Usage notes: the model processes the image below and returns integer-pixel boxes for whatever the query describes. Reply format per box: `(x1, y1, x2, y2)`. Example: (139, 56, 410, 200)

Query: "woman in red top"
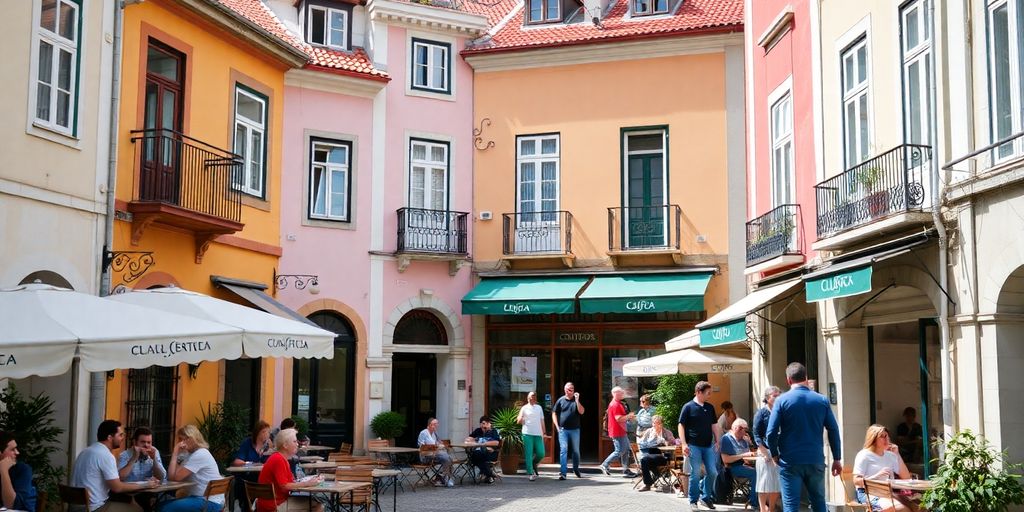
(256, 429, 322, 512)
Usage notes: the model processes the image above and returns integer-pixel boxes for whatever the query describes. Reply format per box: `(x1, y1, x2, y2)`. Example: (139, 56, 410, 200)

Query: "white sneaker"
(446, 479, 454, 488)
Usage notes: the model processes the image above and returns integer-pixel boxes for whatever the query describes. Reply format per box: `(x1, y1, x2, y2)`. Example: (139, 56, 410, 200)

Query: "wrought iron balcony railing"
(396, 207, 469, 254)
(130, 128, 243, 223)
(814, 144, 932, 239)
(502, 211, 573, 255)
(607, 204, 682, 251)
(746, 204, 801, 267)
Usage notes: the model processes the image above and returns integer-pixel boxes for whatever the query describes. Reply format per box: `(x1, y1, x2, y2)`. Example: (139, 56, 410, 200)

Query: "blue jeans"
(557, 428, 580, 475)
(687, 444, 718, 503)
(601, 435, 632, 471)
(730, 463, 759, 507)
(157, 496, 222, 512)
(780, 464, 827, 512)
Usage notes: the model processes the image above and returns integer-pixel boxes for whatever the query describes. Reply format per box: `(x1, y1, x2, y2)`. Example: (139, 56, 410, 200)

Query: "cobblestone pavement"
(385, 467, 757, 512)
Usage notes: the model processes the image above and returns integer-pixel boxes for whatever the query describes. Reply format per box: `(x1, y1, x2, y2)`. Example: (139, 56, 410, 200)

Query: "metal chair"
(242, 481, 277, 512)
(407, 444, 443, 491)
(201, 477, 233, 512)
(864, 478, 898, 512)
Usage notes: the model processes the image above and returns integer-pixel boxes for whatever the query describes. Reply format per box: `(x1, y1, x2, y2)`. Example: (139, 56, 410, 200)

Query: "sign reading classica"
(805, 266, 873, 302)
(267, 337, 310, 351)
(0, 353, 16, 365)
(131, 340, 212, 358)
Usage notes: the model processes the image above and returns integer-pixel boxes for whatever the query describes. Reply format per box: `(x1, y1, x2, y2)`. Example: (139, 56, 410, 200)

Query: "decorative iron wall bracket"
(102, 245, 155, 284)
(274, 269, 319, 290)
(474, 118, 495, 150)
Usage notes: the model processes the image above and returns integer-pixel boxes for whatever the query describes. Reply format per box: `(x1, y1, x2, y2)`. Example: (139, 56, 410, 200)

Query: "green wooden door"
(626, 153, 665, 247)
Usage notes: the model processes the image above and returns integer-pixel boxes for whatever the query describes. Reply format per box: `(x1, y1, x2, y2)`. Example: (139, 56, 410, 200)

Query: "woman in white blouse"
(853, 424, 914, 512)
(517, 391, 547, 481)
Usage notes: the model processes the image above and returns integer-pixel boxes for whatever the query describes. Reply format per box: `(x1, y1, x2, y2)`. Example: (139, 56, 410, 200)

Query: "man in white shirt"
(71, 420, 157, 512)
(417, 418, 454, 487)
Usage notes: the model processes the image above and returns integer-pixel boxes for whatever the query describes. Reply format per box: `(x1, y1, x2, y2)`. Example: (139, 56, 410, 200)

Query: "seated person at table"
(853, 424, 914, 512)
(160, 425, 224, 512)
(636, 415, 676, 492)
(119, 427, 167, 482)
(233, 421, 272, 467)
(72, 420, 156, 512)
(465, 416, 500, 484)
(417, 418, 454, 487)
(270, 418, 309, 447)
(635, 395, 656, 436)
(257, 429, 322, 512)
(720, 418, 758, 509)
(1, 431, 38, 512)
(895, 407, 923, 463)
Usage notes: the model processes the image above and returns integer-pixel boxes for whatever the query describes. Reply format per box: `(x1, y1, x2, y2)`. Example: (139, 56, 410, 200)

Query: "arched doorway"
(294, 311, 356, 447)
(391, 309, 447, 447)
(19, 270, 74, 289)
(995, 266, 1024, 466)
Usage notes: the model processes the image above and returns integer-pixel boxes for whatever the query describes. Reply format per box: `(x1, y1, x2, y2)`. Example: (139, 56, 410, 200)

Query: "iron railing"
(125, 367, 179, 456)
(814, 144, 932, 239)
(746, 204, 802, 267)
(502, 211, 573, 255)
(607, 204, 682, 251)
(130, 128, 243, 223)
(396, 207, 469, 254)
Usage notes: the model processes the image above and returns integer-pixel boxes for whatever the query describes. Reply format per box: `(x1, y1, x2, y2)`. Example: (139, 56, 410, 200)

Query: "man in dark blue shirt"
(466, 416, 501, 483)
(765, 363, 842, 512)
(677, 380, 721, 509)
(552, 382, 585, 480)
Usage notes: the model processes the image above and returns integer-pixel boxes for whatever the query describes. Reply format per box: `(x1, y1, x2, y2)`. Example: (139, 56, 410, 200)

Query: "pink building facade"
(267, 0, 487, 450)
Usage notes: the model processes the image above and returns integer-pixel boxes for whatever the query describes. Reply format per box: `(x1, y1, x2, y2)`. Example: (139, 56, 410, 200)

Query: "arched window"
(19, 270, 73, 289)
(294, 311, 356, 447)
(393, 309, 447, 345)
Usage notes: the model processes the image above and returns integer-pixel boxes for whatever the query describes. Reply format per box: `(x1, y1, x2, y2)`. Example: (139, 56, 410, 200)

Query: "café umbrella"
(621, 348, 752, 376)
(107, 287, 335, 359)
(0, 283, 242, 379)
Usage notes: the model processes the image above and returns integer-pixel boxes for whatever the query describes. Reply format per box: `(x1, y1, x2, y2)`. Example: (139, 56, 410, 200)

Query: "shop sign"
(0, 353, 15, 366)
(556, 331, 597, 343)
(699, 319, 746, 347)
(805, 266, 873, 302)
(503, 303, 532, 314)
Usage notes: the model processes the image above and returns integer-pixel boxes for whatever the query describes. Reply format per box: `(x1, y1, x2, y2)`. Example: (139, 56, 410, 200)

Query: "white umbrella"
(0, 283, 243, 378)
(621, 348, 752, 376)
(107, 287, 335, 359)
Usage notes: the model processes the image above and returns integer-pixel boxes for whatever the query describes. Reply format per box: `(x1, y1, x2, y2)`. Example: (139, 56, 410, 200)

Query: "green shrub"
(369, 411, 406, 440)
(196, 401, 250, 471)
(922, 430, 1024, 512)
(289, 415, 309, 439)
(651, 373, 704, 423)
(0, 384, 64, 511)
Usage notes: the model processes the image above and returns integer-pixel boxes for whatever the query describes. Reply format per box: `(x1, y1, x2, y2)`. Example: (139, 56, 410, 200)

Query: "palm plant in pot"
(490, 407, 524, 475)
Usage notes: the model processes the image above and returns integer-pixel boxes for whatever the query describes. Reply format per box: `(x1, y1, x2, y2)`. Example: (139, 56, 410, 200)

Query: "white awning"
(664, 329, 700, 351)
(621, 348, 752, 376)
(695, 279, 802, 347)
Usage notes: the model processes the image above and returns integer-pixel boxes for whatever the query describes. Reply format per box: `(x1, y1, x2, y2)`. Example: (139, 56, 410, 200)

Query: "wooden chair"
(408, 444, 443, 491)
(338, 442, 353, 455)
(58, 485, 89, 512)
(839, 470, 871, 511)
(366, 439, 391, 467)
(201, 477, 233, 512)
(864, 478, 898, 512)
(669, 445, 690, 497)
(333, 468, 375, 512)
(242, 481, 277, 512)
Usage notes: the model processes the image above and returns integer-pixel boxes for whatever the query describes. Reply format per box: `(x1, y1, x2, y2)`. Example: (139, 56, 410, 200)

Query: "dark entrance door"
(224, 359, 261, 429)
(554, 348, 599, 461)
(626, 145, 665, 248)
(141, 41, 184, 203)
(786, 318, 818, 381)
(391, 353, 436, 448)
(294, 312, 356, 448)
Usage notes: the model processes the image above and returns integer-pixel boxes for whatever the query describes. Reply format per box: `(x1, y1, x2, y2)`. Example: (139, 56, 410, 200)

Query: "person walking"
(552, 382, 585, 480)
(517, 391, 547, 481)
(752, 386, 782, 512)
(766, 363, 842, 512)
(678, 380, 721, 510)
(600, 386, 637, 477)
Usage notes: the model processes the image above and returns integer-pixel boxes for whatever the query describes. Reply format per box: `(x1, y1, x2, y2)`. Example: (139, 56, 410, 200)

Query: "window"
(125, 367, 178, 455)
(527, 0, 560, 23)
(516, 135, 560, 223)
(309, 139, 351, 221)
(411, 39, 450, 94)
(988, 0, 1024, 159)
(307, 5, 347, 50)
(770, 92, 795, 206)
(408, 139, 448, 210)
(232, 86, 267, 197)
(901, 0, 934, 148)
(841, 38, 871, 168)
(32, 0, 80, 134)
(633, 0, 668, 16)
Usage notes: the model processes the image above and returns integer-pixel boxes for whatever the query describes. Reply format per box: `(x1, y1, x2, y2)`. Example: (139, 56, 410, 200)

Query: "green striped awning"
(461, 276, 590, 315)
(577, 273, 713, 314)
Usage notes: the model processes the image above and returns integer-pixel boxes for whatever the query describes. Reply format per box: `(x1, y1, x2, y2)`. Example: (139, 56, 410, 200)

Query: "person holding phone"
(852, 425, 914, 512)
(552, 382, 585, 480)
(119, 427, 166, 483)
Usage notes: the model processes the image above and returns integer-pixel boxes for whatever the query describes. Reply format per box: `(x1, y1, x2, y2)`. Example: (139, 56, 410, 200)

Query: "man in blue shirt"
(720, 418, 758, 509)
(466, 416, 501, 483)
(765, 363, 842, 512)
(678, 380, 721, 509)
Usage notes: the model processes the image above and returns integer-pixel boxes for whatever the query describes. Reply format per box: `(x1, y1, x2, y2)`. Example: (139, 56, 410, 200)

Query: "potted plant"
(490, 407, 524, 475)
(921, 429, 1024, 512)
(369, 411, 406, 445)
(855, 166, 889, 217)
(196, 401, 250, 471)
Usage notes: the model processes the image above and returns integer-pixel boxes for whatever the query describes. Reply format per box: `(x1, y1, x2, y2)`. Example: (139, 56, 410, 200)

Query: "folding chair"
(242, 481, 276, 512)
(338, 442, 353, 455)
(58, 485, 89, 512)
(839, 470, 871, 512)
(334, 468, 375, 512)
(407, 444, 442, 491)
(864, 478, 898, 512)
(367, 439, 392, 467)
(201, 477, 233, 512)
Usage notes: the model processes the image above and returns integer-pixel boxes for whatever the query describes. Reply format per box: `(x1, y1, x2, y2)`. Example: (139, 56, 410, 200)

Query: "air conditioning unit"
(479, 211, 493, 220)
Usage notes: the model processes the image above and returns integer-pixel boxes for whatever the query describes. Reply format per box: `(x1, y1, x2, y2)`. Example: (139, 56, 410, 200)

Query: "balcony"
(745, 204, 803, 274)
(128, 129, 244, 263)
(813, 144, 934, 250)
(500, 211, 574, 268)
(607, 204, 684, 265)
(395, 207, 469, 275)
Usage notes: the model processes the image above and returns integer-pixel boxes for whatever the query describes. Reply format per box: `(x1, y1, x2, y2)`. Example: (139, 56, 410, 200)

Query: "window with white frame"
(409, 139, 448, 211)
(901, 0, 934, 148)
(633, 0, 668, 16)
(841, 37, 871, 168)
(517, 135, 560, 223)
(527, 0, 561, 23)
(770, 92, 795, 207)
(411, 39, 450, 94)
(988, 0, 1024, 159)
(309, 139, 351, 221)
(232, 86, 267, 197)
(307, 5, 347, 50)
(33, 0, 80, 134)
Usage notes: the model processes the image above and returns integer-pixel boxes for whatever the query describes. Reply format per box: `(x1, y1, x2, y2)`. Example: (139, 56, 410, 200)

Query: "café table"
(301, 461, 341, 472)
(891, 479, 934, 492)
(225, 464, 263, 474)
(121, 481, 195, 495)
(366, 446, 419, 468)
(302, 445, 336, 453)
(299, 455, 325, 463)
(449, 441, 494, 484)
(301, 481, 373, 512)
